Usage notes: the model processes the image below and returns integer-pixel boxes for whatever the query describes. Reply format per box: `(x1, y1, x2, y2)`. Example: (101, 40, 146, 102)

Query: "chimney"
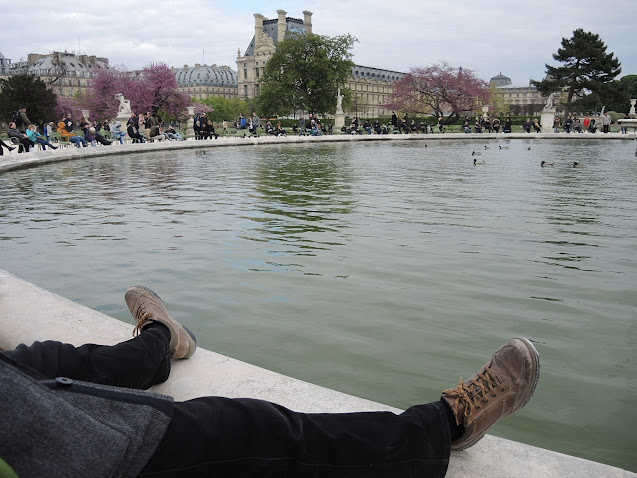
(303, 11, 313, 34)
(277, 9, 287, 42)
(254, 14, 264, 44)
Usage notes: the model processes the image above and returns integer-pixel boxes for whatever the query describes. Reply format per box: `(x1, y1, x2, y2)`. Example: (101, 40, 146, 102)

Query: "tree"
(130, 63, 189, 119)
(82, 63, 190, 123)
(255, 31, 356, 117)
(604, 74, 637, 114)
(200, 96, 250, 123)
(386, 62, 490, 124)
(83, 68, 134, 121)
(532, 29, 622, 113)
(0, 74, 58, 126)
(487, 83, 510, 117)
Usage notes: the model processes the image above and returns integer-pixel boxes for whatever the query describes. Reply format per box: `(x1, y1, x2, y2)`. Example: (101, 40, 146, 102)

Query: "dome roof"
(175, 64, 238, 87)
(490, 73, 512, 87)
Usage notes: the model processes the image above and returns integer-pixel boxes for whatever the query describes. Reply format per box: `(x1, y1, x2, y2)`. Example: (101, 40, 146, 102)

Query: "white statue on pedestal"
(543, 93, 556, 112)
(336, 88, 344, 114)
(115, 93, 131, 116)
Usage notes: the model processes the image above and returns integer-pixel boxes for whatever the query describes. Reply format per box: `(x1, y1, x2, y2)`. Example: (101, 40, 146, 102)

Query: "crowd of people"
(1, 107, 191, 155)
(3, 106, 627, 156)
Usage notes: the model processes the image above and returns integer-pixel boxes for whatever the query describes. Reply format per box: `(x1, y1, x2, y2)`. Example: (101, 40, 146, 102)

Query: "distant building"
(174, 64, 238, 100)
(2, 51, 114, 98)
(237, 10, 405, 117)
(0, 52, 11, 78)
(490, 73, 546, 116)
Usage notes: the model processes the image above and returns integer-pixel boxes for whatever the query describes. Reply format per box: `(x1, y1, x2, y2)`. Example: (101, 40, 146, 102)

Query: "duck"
(472, 151, 482, 156)
(540, 161, 554, 167)
(572, 162, 586, 168)
(484, 145, 491, 150)
(194, 150, 207, 155)
(528, 146, 532, 150)
(499, 145, 510, 150)
(473, 158, 486, 165)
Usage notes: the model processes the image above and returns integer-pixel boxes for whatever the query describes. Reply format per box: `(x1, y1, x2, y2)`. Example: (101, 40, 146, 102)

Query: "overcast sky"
(2, 0, 635, 85)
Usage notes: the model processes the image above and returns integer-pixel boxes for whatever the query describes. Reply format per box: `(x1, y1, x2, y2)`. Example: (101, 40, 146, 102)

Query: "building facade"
(5, 51, 113, 98)
(237, 10, 405, 117)
(236, 10, 313, 99)
(490, 73, 546, 116)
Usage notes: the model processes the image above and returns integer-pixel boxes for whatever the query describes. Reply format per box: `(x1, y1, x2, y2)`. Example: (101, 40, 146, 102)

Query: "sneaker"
(125, 285, 197, 359)
(441, 337, 540, 450)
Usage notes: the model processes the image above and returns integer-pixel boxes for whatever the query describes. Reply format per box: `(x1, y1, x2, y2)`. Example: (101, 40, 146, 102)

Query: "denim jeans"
(7, 328, 451, 478)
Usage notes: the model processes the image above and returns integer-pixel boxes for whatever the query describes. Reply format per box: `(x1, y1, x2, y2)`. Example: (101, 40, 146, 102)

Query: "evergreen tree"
(0, 74, 58, 126)
(532, 29, 622, 113)
(255, 32, 356, 117)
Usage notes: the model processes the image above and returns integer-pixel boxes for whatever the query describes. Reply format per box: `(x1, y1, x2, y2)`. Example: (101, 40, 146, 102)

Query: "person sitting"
(533, 120, 542, 133)
(275, 121, 286, 136)
(0, 138, 17, 155)
(0, 284, 540, 478)
(265, 121, 276, 135)
(201, 120, 218, 140)
(126, 123, 146, 143)
(58, 121, 88, 147)
(364, 119, 373, 134)
(462, 118, 472, 133)
(62, 113, 75, 134)
(149, 125, 166, 142)
(93, 127, 112, 146)
(474, 118, 483, 134)
(164, 125, 184, 141)
(588, 118, 597, 133)
(193, 114, 204, 140)
(26, 124, 58, 150)
(83, 125, 98, 146)
(109, 121, 127, 144)
(573, 118, 582, 133)
(7, 122, 35, 152)
(164, 124, 186, 141)
(523, 119, 532, 133)
(493, 118, 501, 133)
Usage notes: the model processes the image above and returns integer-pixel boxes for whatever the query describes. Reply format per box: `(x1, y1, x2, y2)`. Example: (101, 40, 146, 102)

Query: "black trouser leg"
(4, 326, 171, 389)
(140, 398, 450, 477)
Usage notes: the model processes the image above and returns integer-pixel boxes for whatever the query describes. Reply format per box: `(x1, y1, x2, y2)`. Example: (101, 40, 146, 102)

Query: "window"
(255, 68, 259, 79)
(244, 68, 247, 79)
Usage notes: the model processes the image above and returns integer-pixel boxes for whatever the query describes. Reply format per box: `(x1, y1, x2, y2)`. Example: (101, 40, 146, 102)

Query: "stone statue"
(336, 88, 344, 114)
(115, 93, 131, 116)
(543, 93, 556, 111)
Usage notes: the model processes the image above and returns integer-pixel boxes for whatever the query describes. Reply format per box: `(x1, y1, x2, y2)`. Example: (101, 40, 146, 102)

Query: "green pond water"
(1, 138, 636, 471)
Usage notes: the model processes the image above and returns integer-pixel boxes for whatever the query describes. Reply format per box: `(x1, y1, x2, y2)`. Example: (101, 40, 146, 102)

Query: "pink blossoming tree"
(81, 63, 190, 123)
(387, 62, 490, 124)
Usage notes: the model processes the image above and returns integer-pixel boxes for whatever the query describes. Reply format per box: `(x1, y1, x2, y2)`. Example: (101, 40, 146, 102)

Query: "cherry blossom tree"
(129, 63, 189, 119)
(82, 63, 189, 122)
(387, 62, 490, 124)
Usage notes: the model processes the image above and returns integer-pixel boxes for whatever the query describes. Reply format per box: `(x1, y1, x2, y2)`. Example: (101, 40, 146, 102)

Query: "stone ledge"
(1, 131, 635, 174)
(0, 268, 633, 477)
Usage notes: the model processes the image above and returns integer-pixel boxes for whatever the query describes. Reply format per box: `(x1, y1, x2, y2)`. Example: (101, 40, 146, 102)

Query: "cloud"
(1, 0, 634, 83)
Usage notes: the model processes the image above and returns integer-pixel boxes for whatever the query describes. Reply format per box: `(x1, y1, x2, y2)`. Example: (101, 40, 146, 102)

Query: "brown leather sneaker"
(125, 285, 197, 359)
(442, 337, 540, 450)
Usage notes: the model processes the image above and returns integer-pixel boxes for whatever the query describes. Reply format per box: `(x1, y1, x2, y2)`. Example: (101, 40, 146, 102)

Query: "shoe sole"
(452, 337, 540, 451)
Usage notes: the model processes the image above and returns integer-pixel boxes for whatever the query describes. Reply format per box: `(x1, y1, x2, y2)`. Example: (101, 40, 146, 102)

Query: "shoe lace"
(132, 304, 155, 337)
(444, 365, 505, 419)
